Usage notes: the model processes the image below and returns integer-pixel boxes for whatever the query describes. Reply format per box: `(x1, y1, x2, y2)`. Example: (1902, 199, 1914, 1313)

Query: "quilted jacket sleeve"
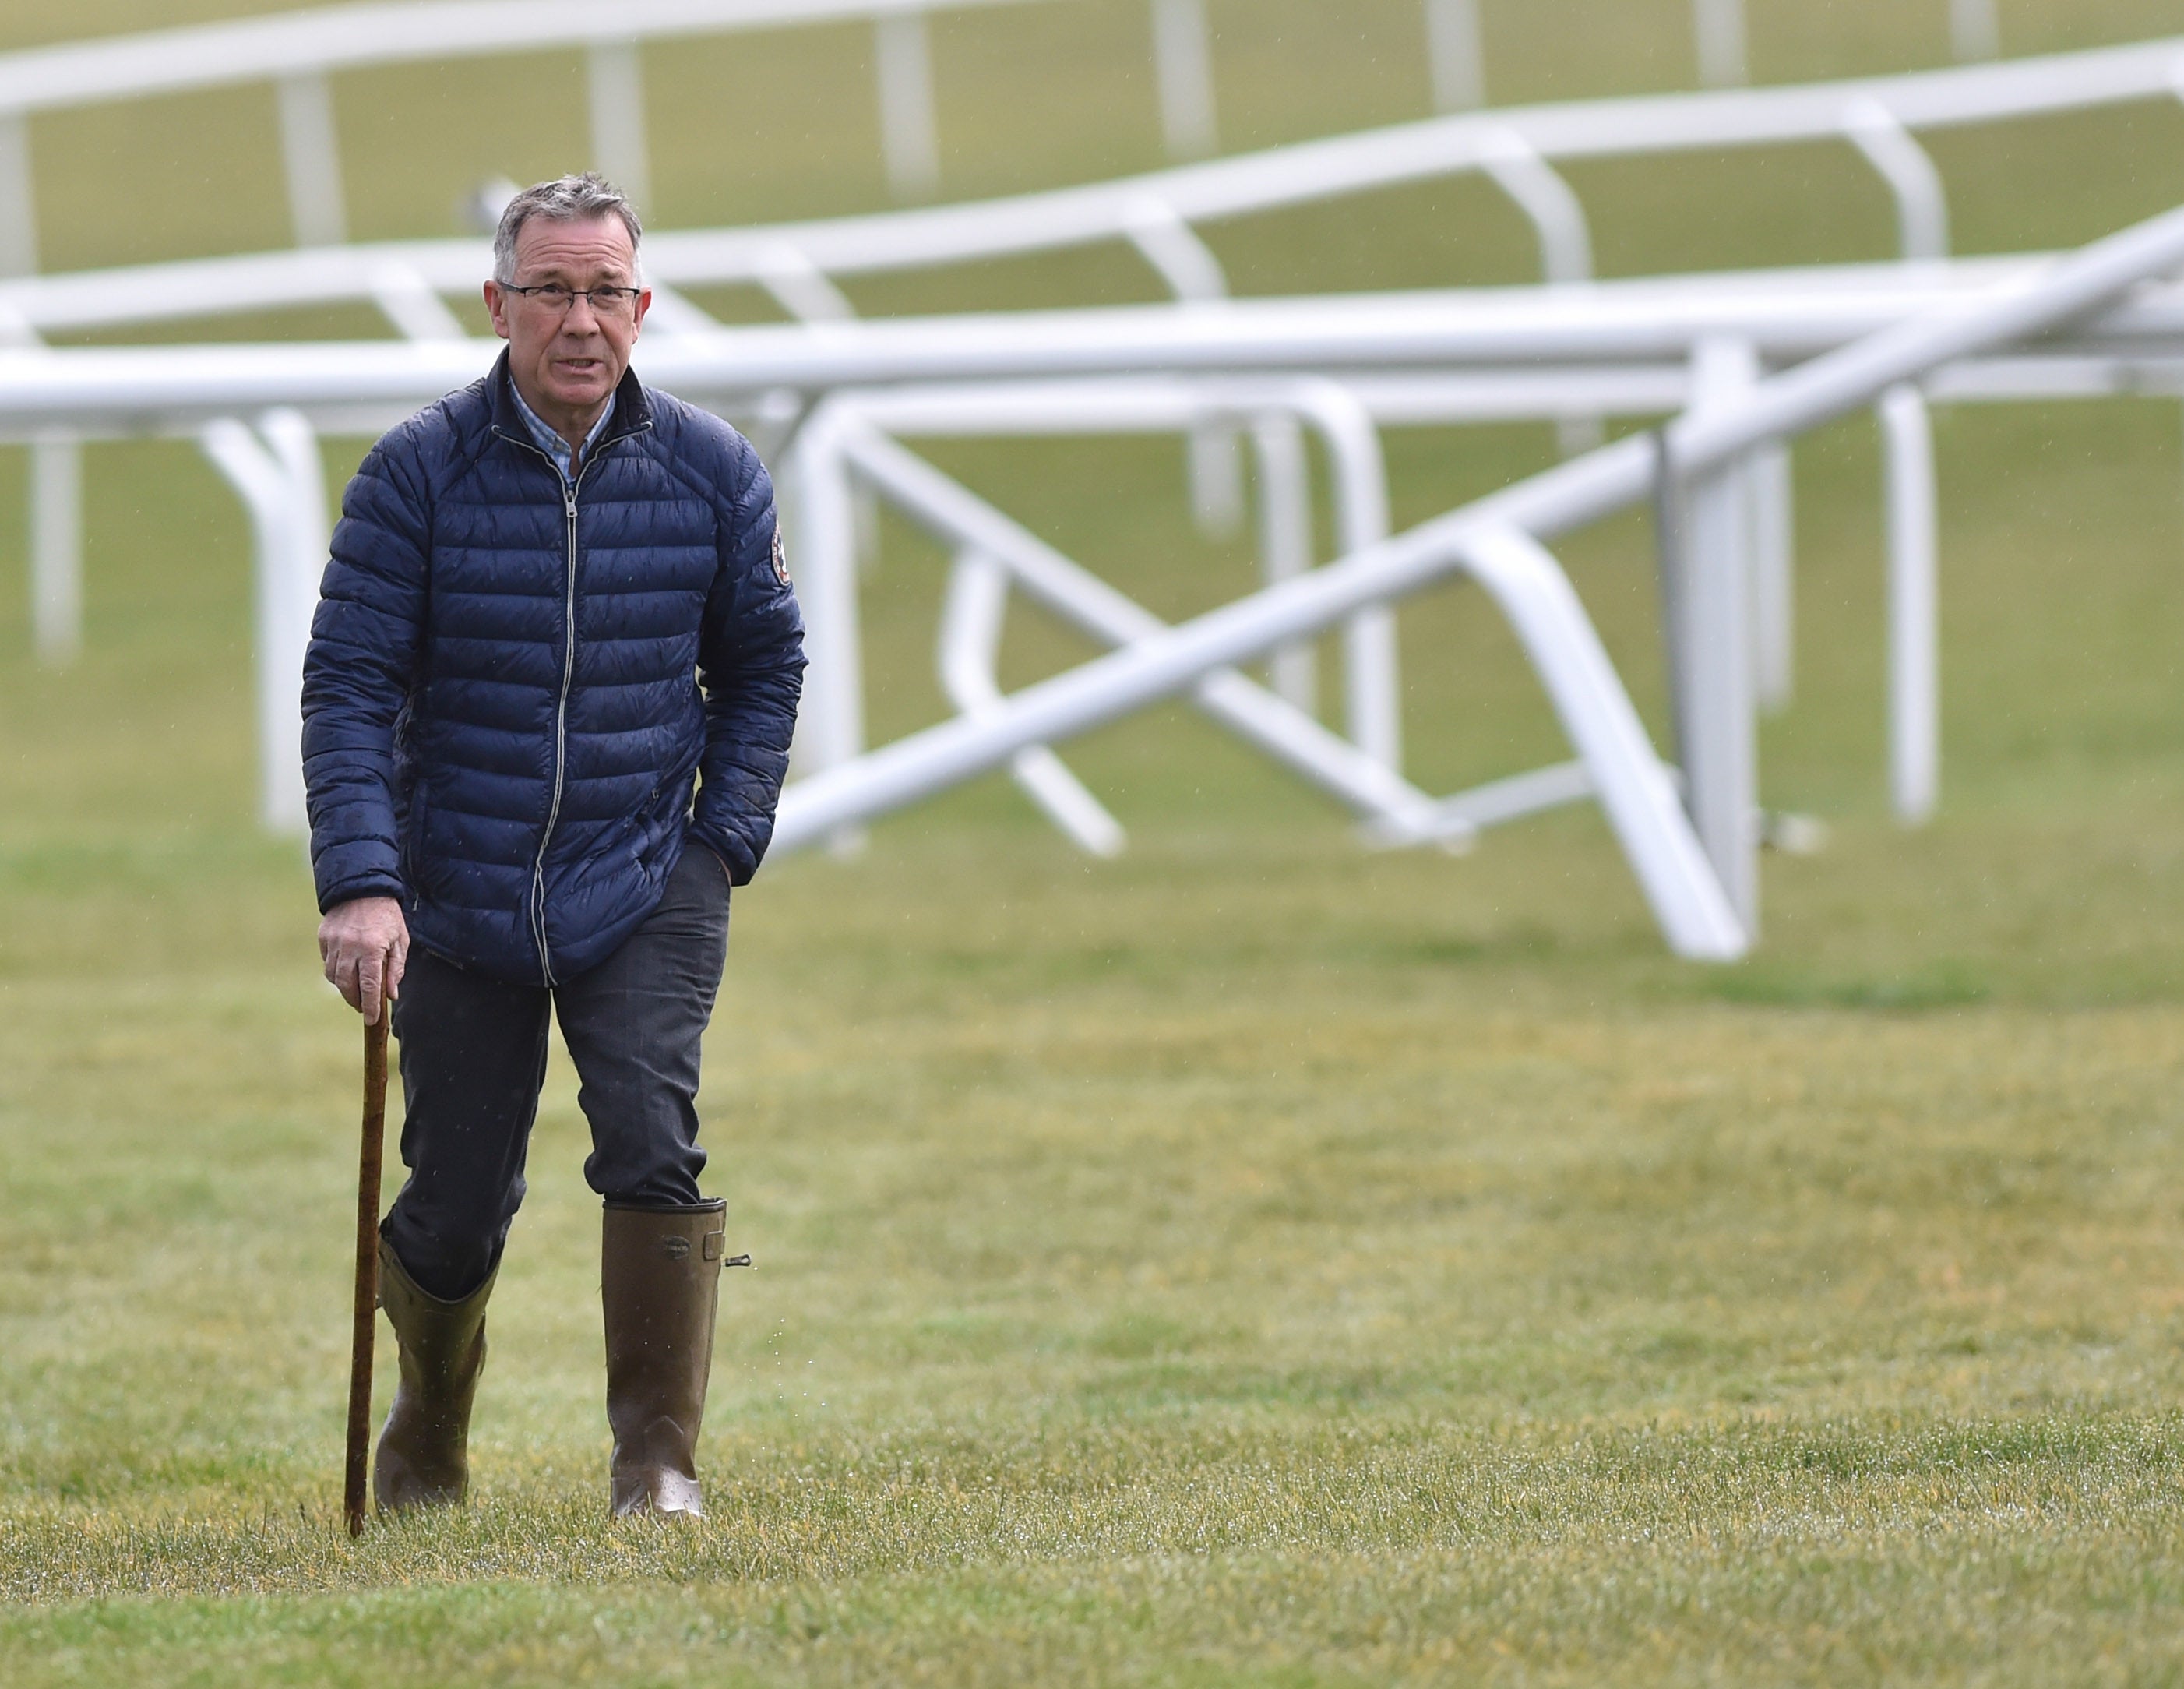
(690, 440, 806, 884)
(301, 429, 431, 914)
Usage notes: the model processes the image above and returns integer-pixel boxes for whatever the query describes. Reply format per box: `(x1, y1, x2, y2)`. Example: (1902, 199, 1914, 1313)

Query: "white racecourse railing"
(0, 0, 1067, 266)
(5, 32, 2178, 670)
(8, 33, 2182, 665)
(791, 380, 1416, 858)
(0, 33, 2175, 340)
(0, 0, 2017, 273)
(3, 259, 2184, 848)
(780, 338, 2184, 851)
(0, 235, 2177, 953)
(2, 260, 2182, 432)
(759, 203, 2184, 957)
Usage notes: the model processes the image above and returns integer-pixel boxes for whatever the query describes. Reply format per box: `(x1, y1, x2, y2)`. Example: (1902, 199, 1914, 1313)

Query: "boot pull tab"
(700, 1232, 752, 1268)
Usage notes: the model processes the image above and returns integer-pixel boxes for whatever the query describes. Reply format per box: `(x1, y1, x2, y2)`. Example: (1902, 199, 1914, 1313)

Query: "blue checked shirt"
(509, 379, 615, 484)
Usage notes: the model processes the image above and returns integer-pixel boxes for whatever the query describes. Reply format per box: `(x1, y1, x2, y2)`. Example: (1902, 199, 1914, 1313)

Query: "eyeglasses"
(498, 281, 643, 320)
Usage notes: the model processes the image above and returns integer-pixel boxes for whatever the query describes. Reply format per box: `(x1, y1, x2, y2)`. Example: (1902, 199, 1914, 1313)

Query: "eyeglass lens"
(525, 285, 636, 318)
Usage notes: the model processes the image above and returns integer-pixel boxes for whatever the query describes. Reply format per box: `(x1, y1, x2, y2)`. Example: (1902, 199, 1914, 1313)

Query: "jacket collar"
(485, 348, 653, 454)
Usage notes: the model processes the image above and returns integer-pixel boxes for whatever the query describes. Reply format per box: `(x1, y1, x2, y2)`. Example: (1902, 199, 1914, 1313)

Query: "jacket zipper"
(529, 474, 581, 985)
(491, 417, 651, 986)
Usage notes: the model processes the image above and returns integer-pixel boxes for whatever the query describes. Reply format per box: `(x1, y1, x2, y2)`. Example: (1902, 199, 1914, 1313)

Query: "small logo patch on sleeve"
(771, 523, 791, 585)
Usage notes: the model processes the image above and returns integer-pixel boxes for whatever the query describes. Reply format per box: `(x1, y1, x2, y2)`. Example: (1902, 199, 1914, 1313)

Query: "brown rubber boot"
(373, 1239, 496, 1514)
(602, 1201, 731, 1519)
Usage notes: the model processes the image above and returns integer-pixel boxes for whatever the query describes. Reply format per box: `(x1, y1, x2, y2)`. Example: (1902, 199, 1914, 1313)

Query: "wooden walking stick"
(343, 1008, 390, 1538)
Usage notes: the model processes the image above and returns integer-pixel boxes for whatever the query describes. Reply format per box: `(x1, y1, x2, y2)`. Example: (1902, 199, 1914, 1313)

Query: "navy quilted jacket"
(301, 354, 805, 985)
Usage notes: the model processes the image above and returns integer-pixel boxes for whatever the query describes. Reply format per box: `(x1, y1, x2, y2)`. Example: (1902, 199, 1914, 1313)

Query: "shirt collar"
(508, 378, 615, 481)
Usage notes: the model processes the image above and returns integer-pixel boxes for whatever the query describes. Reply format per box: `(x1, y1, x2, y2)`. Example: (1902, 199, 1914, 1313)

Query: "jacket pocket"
(398, 784, 429, 890)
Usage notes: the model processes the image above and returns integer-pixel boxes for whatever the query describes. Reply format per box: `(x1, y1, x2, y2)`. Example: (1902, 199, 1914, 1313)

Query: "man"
(302, 173, 805, 1520)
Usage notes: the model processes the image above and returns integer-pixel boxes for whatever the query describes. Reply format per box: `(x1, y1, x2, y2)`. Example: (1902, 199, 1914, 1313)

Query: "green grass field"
(6, 0, 2184, 1681)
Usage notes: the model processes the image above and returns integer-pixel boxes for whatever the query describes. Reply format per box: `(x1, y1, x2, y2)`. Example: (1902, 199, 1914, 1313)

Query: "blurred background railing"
(0, 0, 2028, 276)
(8, 0, 2184, 960)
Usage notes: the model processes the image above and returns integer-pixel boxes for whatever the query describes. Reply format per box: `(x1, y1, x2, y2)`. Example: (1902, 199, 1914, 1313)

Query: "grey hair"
(492, 173, 643, 282)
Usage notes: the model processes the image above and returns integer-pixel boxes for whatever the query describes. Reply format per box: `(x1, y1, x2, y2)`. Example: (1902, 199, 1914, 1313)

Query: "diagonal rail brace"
(834, 415, 1458, 847)
(773, 201, 2184, 958)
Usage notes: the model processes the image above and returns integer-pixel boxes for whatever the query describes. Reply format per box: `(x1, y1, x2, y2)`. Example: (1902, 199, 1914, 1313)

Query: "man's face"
(483, 214, 650, 427)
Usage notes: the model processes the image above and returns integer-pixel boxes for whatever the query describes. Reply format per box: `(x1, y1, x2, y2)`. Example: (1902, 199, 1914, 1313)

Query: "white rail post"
(875, 11, 942, 201)
(587, 40, 651, 210)
(203, 419, 287, 830)
(1478, 129, 1599, 452)
(1460, 525, 1747, 961)
(1152, 0, 1218, 161)
(1671, 337, 1763, 936)
(1252, 414, 1316, 716)
(262, 411, 329, 834)
(0, 112, 34, 277)
(1693, 0, 1748, 88)
(1951, 0, 2000, 62)
(203, 411, 325, 834)
(1751, 438, 1795, 712)
(1188, 421, 1245, 538)
(749, 242, 878, 572)
(1294, 381, 1401, 774)
(939, 547, 1127, 856)
(30, 431, 79, 667)
(1844, 100, 1950, 265)
(262, 407, 330, 566)
(1879, 383, 1939, 825)
(1, 309, 76, 670)
(275, 72, 347, 249)
(1122, 196, 1244, 537)
(787, 408, 868, 853)
(1478, 129, 1594, 289)
(1424, 0, 1486, 112)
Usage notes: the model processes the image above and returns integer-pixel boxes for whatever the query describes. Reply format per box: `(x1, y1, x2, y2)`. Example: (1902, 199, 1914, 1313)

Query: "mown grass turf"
(5, 0, 2184, 1682)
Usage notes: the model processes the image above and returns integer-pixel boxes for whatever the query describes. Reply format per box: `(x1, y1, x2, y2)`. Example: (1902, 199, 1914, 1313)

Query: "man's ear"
(482, 280, 512, 341)
(631, 287, 651, 339)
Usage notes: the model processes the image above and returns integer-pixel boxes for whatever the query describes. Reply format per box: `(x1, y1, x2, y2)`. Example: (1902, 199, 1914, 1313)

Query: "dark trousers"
(384, 845, 731, 1301)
